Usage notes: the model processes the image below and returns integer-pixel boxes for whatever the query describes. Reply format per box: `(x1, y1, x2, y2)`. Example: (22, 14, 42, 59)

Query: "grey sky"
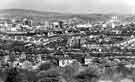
(1, 0, 135, 14)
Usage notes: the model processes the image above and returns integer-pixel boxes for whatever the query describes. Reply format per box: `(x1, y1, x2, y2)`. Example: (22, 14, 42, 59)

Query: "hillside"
(0, 9, 132, 23)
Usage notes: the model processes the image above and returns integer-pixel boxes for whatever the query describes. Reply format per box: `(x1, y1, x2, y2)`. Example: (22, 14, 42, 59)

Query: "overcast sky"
(1, 0, 135, 14)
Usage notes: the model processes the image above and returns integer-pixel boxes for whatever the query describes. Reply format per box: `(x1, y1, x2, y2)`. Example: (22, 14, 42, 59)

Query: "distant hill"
(0, 9, 63, 16)
(0, 9, 133, 23)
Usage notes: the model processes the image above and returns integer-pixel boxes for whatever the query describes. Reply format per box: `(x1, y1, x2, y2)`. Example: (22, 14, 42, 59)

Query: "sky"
(1, 0, 135, 14)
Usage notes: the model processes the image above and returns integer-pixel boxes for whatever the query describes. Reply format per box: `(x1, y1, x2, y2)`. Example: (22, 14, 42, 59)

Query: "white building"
(59, 59, 77, 67)
(76, 24, 92, 28)
(84, 57, 95, 65)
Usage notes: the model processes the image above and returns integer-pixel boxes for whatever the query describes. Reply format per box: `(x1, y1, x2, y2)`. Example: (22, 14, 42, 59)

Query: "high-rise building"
(107, 16, 120, 28)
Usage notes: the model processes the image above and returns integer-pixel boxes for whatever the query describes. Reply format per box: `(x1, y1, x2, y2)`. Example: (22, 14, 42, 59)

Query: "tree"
(5, 68, 18, 82)
(74, 67, 101, 82)
(38, 63, 52, 71)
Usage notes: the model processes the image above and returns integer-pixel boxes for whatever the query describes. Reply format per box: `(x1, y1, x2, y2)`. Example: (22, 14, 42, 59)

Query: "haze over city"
(1, 0, 135, 14)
